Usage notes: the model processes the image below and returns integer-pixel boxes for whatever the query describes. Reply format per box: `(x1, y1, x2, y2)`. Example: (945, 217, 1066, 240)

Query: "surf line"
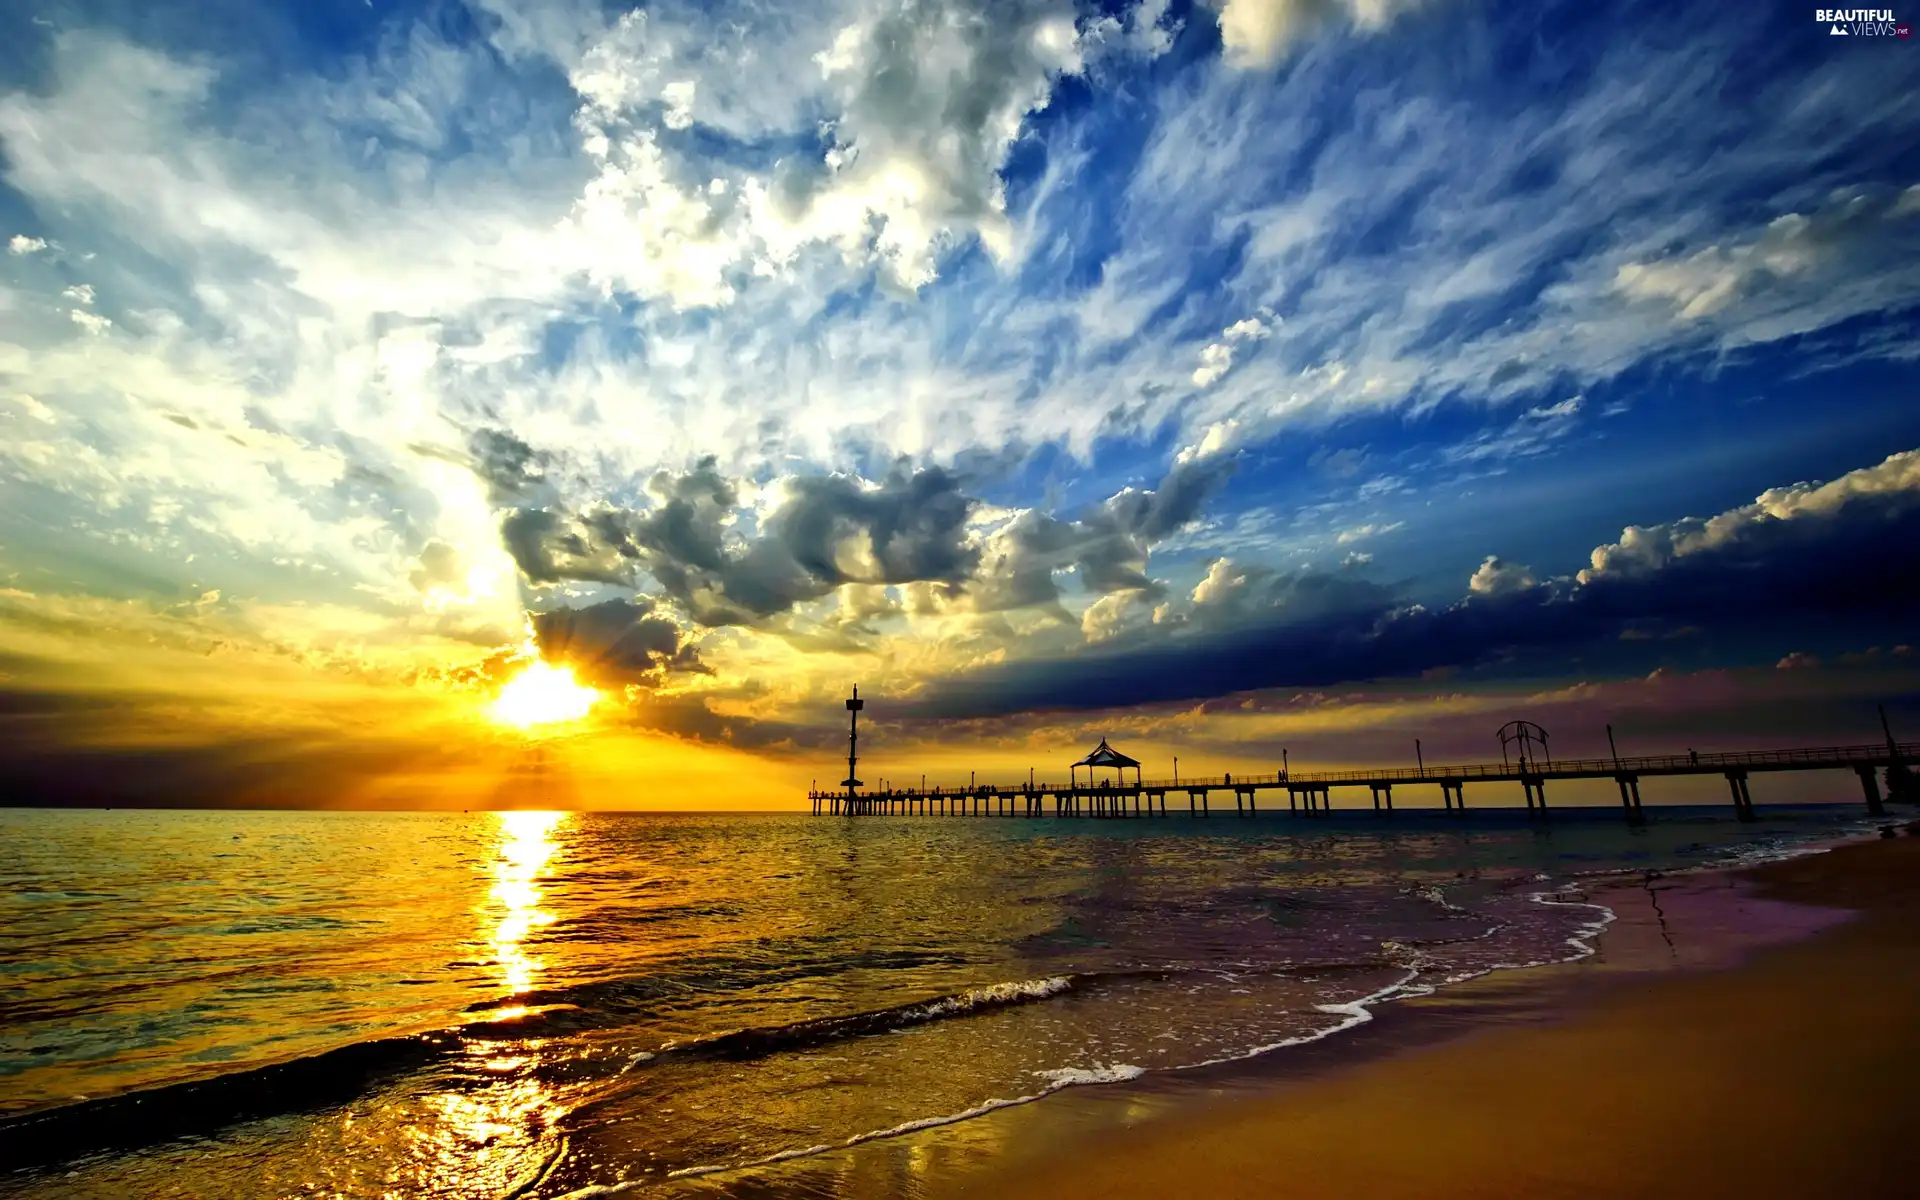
(557, 890, 1625, 1195)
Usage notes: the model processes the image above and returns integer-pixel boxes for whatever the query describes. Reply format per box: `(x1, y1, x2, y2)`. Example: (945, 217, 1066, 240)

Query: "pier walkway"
(809, 741, 1920, 824)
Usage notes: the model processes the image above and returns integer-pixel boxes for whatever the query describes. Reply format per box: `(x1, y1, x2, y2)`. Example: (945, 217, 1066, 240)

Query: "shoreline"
(660, 829, 1916, 1199)
(926, 832, 1920, 1200)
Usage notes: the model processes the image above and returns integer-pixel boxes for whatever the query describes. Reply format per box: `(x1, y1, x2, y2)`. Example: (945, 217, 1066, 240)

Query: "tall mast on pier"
(843, 686, 864, 809)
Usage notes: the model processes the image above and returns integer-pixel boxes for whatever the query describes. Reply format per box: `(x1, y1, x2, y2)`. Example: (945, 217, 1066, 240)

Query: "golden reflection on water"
(490, 809, 564, 1001)
(403, 811, 573, 1195)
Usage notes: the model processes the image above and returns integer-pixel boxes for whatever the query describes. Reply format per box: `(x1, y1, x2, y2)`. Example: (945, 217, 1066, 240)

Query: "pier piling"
(1857, 765, 1885, 816)
(1615, 774, 1644, 824)
(1726, 770, 1757, 822)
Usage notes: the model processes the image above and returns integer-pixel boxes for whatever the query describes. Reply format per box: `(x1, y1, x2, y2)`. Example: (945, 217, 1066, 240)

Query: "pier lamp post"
(1415, 739, 1424, 778)
(1283, 748, 1288, 779)
(1173, 756, 1179, 785)
(1607, 723, 1620, 768)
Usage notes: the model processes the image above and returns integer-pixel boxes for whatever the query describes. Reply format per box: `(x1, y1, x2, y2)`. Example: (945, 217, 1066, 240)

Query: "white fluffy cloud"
(1467, 555, 1536, 596)
(565, 0, 1094, 299)
(1215, 0, 1424, 69)
(1609, 187, 1920, 341)
(1577, 449, 1920, 583)
(1335, 521, 1403, 544)
(1191, 313, 1275, 386)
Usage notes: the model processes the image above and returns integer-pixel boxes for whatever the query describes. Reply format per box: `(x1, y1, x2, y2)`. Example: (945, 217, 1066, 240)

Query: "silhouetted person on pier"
(1689, 748, 1698, 766)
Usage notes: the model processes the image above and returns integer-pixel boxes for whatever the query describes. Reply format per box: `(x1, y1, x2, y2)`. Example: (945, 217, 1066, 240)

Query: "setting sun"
(489, 662, 599, 729)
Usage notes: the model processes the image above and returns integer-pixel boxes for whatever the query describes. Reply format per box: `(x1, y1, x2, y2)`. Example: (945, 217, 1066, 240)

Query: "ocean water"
(0, 804, 1882, 1197)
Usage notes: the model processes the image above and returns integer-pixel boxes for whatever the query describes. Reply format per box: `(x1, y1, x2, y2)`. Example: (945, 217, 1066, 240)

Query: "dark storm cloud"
(972, 456, 1237, 612)
(498, 459, 981, 625)
(529, 597, 706, 687)
(499, 507, 634, 586)
(909, 468, 1920, 718)
(773, 467, 977, 584)
(619, 691, 843, 752)
(469, 427, 545, 501)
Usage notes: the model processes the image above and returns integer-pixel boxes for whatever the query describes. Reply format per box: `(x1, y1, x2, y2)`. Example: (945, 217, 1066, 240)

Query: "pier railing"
(813, 741, 1918, 798)
(809, 740, 1917, 822)
(1128, 741, 1920, 789)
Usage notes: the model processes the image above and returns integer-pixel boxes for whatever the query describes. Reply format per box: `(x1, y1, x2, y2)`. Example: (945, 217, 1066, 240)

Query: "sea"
(0, 803, 1888, 1198)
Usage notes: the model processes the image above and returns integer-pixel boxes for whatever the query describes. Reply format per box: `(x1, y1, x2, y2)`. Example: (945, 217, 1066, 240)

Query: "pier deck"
(809, 741, 1919, 823)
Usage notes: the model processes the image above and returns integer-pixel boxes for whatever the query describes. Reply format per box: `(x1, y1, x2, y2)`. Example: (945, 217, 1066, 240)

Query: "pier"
(810, 691, 1917, 823)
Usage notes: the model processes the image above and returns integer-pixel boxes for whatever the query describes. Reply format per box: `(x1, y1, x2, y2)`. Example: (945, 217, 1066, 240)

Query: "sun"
(489, 661, 599, 729)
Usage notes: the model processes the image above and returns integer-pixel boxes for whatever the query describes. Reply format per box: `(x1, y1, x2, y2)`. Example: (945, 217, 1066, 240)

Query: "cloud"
(1083, 0, 1181, 59)
(1191, 313, 1274, 387)
(1467, 555, 1537, 596)
(409, 540, 465, 591)
(1334, 520, 1402, 544)
(468, 428, 546, 503)
(971, 456, 1237, 614)
(1215, 0, 1424, 69)
(7, 235, 45, 255)
(499, 459, 983, 623)
(1775, 652, 1818, 670)
(906, 447, 1920, 717)
(562, 0, 1099, 298)
(1577, 448, 1920, 582)
(528, 596, 705, 687)
(1439, 396, 1585, 470)
(500, 507, 635, 587)
(1, 0, 1917, 762)
(1080, 588, 1153, 642)
(1611, 188, 1920, 334)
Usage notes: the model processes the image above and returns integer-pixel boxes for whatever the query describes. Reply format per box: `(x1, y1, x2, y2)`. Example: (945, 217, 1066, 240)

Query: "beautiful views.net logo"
(1816, 8, 1912, 34)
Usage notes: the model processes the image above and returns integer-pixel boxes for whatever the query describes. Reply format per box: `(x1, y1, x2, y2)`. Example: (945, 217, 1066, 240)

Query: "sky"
(1, 0, 1917, 809)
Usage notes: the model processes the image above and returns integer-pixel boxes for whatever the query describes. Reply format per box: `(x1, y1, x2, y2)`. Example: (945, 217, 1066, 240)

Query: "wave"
(4, 876, 1651, 1182)
(0, 974, 1090, 1175)
(554, 889, 1629, 1194)
(553, 1061, 1153, 1197)
(622, 975, 1078, 1069)
(0, 1028, 461, 1173)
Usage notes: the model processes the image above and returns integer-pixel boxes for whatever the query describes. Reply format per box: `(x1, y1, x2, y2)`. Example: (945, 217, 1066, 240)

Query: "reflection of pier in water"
(810, 691, 1917, 824)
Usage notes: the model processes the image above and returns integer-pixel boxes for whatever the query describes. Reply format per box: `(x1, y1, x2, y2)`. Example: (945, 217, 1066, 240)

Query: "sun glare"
(489, 662, 598, 729)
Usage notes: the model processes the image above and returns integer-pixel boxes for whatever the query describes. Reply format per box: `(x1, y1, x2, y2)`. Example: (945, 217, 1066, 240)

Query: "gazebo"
(1070, 737, 1143, 788)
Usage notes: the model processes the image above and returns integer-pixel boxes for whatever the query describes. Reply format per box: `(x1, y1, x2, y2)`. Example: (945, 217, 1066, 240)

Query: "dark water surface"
(0, 805, 1880, 1197)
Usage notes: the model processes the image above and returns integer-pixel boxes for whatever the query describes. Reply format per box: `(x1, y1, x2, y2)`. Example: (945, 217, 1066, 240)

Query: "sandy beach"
(938, 833, 1920, 1200)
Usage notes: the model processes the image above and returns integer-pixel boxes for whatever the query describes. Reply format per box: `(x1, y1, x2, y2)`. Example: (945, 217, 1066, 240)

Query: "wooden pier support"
(1520, 776, 1547, 814)
(1726, 770, 1756, 822)
(1369, 783, 1393, 813)
(1858, 765, 1886, 816)
(1439, 780, 1466, 811)
(1615, 774, 1645, 824)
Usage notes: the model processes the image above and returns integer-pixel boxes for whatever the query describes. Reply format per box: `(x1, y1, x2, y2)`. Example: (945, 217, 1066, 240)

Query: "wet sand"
(945, 834, 1920, 1200)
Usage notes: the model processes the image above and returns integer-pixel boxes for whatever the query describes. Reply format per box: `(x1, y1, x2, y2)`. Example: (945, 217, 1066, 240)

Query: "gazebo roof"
(1072, 737, 1141, 769)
